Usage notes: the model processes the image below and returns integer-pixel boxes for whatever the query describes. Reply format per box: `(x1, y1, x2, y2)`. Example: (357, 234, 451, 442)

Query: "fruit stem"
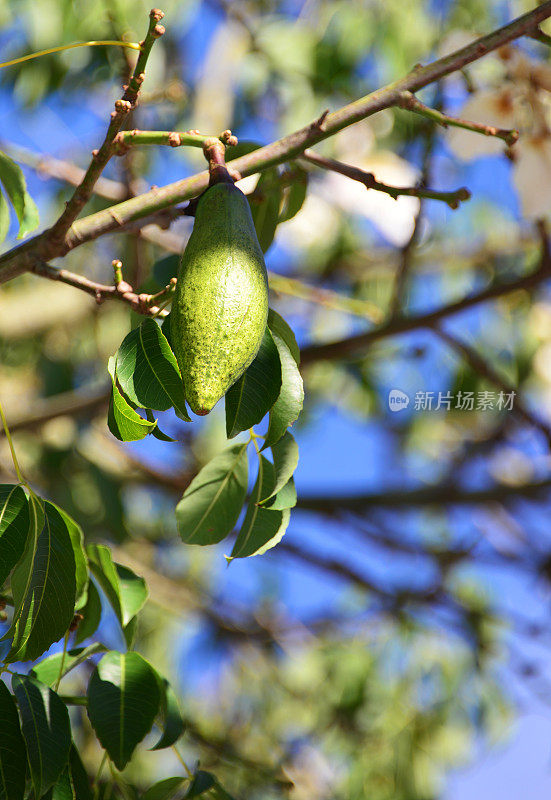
(203, 138, 234, 186)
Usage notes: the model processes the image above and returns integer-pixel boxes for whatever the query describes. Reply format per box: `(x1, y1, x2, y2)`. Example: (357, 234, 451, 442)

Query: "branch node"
(313, 109, 329, 131)
(203, 138, 233, 185)
(168, 132, 182, 147)
(220, 129, 238, 146)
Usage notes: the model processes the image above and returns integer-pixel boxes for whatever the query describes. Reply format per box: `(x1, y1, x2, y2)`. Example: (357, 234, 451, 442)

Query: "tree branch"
(435, 326, 551, 447)
(296, 478, 551, 512)
(397, 91, 519, 146)
(300, 150, 470, 208)
(0, 385, 110, 435)
(31, 261, 169, 316)
(1, 1, 550, 283)
(47, 8, 165, 244)
(300, 240, 551, 364)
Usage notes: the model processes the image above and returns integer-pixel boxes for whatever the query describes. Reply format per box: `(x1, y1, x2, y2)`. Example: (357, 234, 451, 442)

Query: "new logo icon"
(388, 389, 410, 412)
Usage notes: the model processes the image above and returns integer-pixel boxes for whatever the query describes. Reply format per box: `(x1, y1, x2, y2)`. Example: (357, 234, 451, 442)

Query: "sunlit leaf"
(0, 190, 10, 244)
(31, 643, 107, 688)
(267, 309, 300, 365)
(53, 504, 88, 606)
(87, 545, 147, 637)
(115, 319, 190, 420)
(260, 432, 299, 503)
(87, 651, 161, 771)
(108, 381, 156, 442)
(262, 477, 297, 510)
(0, 151, 39, 239)
(0, 485, 29, 587)
(6, 500, 76, 663)
(176, 443, 248, 545)
(263, 332, 304, 448)
(230, 456, 290, 559)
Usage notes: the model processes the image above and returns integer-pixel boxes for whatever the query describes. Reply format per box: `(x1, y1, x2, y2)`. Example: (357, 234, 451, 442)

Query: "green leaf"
(230, 456, 290, 559)
(0, 679, 26, 800)
(74, 579, 102, 645)
(226, 141, 261, 161)
(6, 500, 77, 663)
(225, 328, 282, 438)
(152, 254, 179, 287)
(12, 674, 71, 798)
(260, 432, 299, 504)
(0, 151, 39, 239)
(87, 651, 161, 771)
(87, 545, 147, 636)
(146, 409, 177, 442)
(115, 319, 190, 420)
(0, 190, 10, 244)
(45, 766, 72, 800)
(0, 485, 29, 587)
(53, 504, 88, 606)
(176, 443, 249, 546)
(263, 332, 304, 449)
(262, 477, 297, 510)
(150, 677, 185, 751)
(108, 382, 156, 442)
(41, 747, 92, 800)
(248, 169, 282, 252)
(184, 772, 215, 798)
(184, 773, 236, 800)
(66, 745, 93, 800)
(267, 309, 300, 365)
(279, 168, 308, 222)
(31, 643, 107, 687)
(143, 778, 187, 800)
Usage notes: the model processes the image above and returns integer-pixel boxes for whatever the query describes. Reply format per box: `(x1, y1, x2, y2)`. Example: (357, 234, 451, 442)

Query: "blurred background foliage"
(2, 0, 551, 797)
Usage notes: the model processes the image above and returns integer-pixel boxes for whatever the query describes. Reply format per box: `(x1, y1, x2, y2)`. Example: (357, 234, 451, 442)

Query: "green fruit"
(172, 181, 269, 416)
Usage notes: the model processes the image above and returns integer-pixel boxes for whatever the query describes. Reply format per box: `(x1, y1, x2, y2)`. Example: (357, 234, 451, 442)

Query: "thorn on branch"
(312, 109, 329, 132)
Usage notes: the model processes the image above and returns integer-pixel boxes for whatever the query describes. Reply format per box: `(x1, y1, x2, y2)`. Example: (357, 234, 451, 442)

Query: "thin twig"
(112, 128, 237, 155)
(31, 261, 168, 316)
(47, 8, 165, 244)
(300, 150, 470, 208)
(398, 91, 519, 146)
(388, 103, 439, 318)
(269, 274, 385, 323)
